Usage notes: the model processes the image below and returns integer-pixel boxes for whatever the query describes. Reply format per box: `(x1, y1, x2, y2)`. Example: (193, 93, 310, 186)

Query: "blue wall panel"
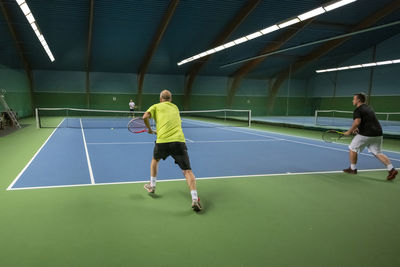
(33, 70, 85, 92)
(90, 72, 137, 93)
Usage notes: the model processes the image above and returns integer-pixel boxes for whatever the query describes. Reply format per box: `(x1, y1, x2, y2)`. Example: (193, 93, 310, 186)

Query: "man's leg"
(144, 158, 159, 193)
(343, 150, 358, 174)
(369, 137, 397, 180)
(374, 153, 398, 180)
(183, 169, 201, 212)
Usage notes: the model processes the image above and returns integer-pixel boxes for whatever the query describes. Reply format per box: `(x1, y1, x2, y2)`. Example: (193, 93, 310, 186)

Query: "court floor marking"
(7, 168, 391, 191)
(222, 127, 400, 162)
(6, 119, 65, 191)
(80, 119, 95, 184)
(182, 119, 400, 161)
(86, 139, 284, 145)
(183, 118, 400, 154)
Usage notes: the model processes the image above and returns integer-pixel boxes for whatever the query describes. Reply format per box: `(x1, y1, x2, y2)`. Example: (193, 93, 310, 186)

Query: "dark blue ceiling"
(1, 0, 399, 79)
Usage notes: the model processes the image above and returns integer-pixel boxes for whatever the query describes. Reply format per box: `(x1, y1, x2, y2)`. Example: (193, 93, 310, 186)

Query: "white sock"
(387, 164, 393, 171)
(191, 190, 198, 201)
(150, 177, 156, 187)
(350, 164, 356, 170)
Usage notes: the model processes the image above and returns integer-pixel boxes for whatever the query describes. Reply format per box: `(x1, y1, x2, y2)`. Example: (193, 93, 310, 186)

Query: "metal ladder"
(0, 92, 21, 128)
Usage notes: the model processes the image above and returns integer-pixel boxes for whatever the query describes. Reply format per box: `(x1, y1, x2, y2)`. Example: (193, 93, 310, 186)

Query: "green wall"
(0, 66, 32, 118)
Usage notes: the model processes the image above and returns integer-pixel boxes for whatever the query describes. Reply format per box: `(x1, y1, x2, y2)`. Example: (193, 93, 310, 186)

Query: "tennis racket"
(127, 117, 156, 134)
(322, 130, 346, 143)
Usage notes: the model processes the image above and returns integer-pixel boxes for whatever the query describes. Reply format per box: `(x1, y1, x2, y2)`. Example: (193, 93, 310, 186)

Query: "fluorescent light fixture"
(199, 52, 208, 57)
(177, 0, 358, 66)
(246, 31, 262, 40)
(214, 45, 225, 52)
(348, 64, 362, 69)
(34, 29, 41, 37)
(30, 22, 38, 31)
(362, 63, 376, 67)
(376, 60, 393, 65)
(20, 3, 31, 15)
(233, 37, 248, 45)
(278, 18, 300, 29)
(260, 25, 279, 35)
(16, 0, 55, 62)
(223, 41, 236, 48)
(298, 7, 325, 21)
(26, 13, 35, 23)
(326, 68, 337, 72)
(205, 49, 216, 55)
(317, 57, 399, 73)
(324, 0, 357, 12)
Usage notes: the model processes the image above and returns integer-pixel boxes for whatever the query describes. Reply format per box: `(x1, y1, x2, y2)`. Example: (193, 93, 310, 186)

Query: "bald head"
(160, 90, 172, 102)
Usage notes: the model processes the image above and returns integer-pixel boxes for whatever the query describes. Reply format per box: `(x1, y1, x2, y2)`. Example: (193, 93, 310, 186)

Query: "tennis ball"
(111, 128, 114, 130)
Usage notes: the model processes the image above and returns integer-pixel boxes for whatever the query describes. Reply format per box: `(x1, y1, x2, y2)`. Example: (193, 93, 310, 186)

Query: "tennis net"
(314, 109, 400, 127)
(36, 108, 252, 129)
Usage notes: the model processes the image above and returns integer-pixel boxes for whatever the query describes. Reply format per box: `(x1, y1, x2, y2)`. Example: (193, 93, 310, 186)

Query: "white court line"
(87, 141, 154, 145)
(222, 127, 400, 162)
(87, 139, 283, 145)
(7, 119, 65, 191)
(181, 118, 400, 162)
(80, 119, 95, 184)
(183, 118, 400, 155)
(7, 168, 390, 191)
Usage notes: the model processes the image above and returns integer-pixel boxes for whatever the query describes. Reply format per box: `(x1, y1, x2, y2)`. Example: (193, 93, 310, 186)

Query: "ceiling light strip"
(15, 0, 55, 62)
(177, 0, 357, 66)
(316, 59, 399, 73)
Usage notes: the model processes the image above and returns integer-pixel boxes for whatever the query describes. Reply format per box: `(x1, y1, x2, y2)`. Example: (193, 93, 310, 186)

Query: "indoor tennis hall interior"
(1, 0, 399, 266)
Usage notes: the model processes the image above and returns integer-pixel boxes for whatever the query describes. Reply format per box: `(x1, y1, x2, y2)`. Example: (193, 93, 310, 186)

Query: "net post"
(35, 108, 40, 128)
(248, 110, 251, 127)
(314, 110, 318, 125)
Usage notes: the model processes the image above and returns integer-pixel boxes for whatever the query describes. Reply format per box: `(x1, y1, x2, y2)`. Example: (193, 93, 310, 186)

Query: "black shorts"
(153, 142, 191, 170)
(130, 108, 135, 112)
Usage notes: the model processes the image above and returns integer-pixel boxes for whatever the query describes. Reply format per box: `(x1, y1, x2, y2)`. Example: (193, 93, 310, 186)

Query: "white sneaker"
(144, 183, 155, 193)
(191, 198, 202, 212)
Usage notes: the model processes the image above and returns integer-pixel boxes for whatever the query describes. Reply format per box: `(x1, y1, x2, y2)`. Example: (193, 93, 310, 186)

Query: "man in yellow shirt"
(142, 90, 202, 212)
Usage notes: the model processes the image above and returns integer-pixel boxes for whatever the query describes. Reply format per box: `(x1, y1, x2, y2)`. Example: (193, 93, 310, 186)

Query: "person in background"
(129, 99, 135, 117)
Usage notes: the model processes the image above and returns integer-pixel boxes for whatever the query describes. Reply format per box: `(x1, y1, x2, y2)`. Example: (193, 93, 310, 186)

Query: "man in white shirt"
(129, 99, 135, 117)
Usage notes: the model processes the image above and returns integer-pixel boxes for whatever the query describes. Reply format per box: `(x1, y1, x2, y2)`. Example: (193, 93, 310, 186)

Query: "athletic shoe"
(343, 167, 357, 174)
(192, 198, 202, 212)
(144, 183, 155, 193)
(387, 168, 398, 181)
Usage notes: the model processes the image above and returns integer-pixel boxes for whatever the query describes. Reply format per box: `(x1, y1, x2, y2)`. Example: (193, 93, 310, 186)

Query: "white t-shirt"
(129, 101, 135, 109)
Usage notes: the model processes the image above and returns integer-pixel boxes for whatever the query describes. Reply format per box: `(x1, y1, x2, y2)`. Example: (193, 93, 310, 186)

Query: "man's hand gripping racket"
(322, 129, 355, 143)
(127, 117, 156, 134)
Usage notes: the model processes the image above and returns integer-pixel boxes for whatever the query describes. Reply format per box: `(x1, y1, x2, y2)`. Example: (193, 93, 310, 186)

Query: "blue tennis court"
(8, 118, 400, 190)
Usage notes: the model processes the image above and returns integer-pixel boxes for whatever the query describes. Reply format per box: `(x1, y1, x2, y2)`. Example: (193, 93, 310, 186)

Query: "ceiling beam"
(85, 0, 94, 108)
(137, 0, 179, 110)
(0, 0, 34, 111)
(226, 20, 312, 107)
(310, 20, 354, 31)
(267, 0, 400, 114)
(183, 0, 261, 110)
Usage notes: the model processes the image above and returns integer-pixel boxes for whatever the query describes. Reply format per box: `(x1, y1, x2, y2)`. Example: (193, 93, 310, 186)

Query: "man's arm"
(143, 112, 154, 134)
(344, 118, 360, 135)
